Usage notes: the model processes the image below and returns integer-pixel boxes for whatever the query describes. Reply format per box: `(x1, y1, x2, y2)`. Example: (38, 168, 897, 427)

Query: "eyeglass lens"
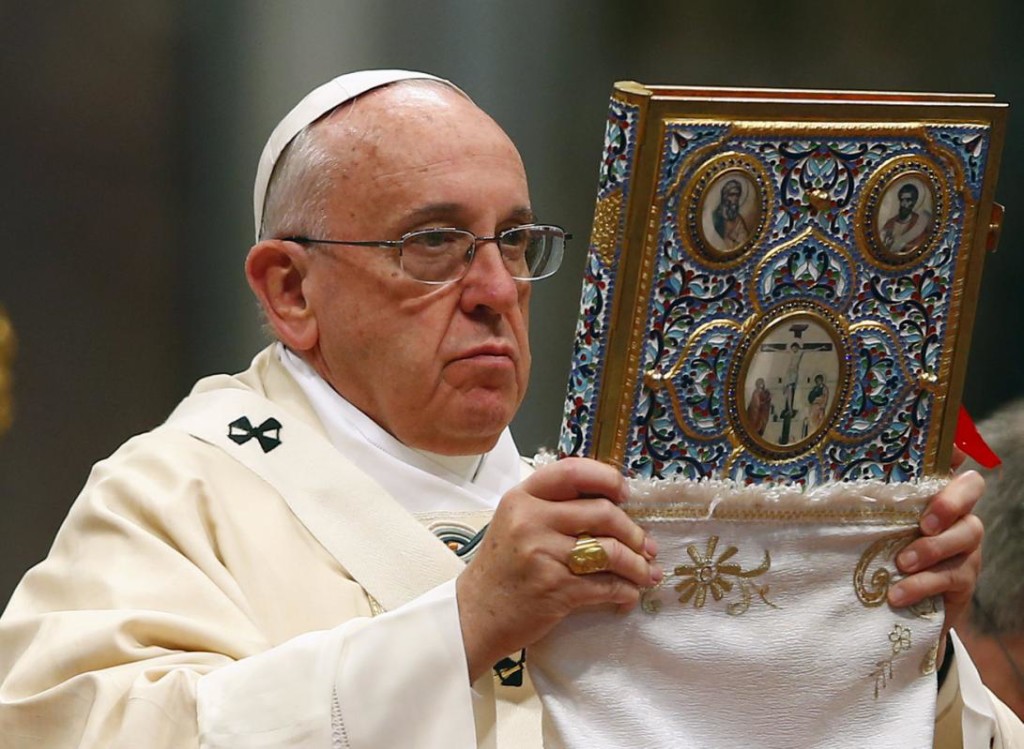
(401, 226, 564, 283)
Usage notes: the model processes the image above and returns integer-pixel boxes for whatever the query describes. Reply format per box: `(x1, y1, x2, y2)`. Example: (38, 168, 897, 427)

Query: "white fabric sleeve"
(197, 579, 476, 748)
(950, 630, 1024, 749)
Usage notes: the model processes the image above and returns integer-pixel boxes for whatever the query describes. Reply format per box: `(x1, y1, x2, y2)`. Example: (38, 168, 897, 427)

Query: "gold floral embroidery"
(853, 528, 918, 607)
(889, 623, 912, 654)
(642, 536, 777, 615)
(871, 623, 913, 699)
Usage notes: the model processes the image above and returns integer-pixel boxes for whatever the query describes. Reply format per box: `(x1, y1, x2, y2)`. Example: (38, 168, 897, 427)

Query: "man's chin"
(441, 394, 518, 450)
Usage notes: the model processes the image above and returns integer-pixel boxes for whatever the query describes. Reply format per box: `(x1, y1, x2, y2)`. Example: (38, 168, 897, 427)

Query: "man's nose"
(459, 240, 521, 313)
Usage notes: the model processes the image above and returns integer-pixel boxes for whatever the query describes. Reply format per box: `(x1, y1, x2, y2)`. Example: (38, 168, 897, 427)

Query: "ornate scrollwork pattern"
(757, 138, 913, 243)
(559, 98, 639, 458)
(644, 324, 743, 437)
(559, 250, 613, 458)
(755, 232, 853, 308)
(928, 125, 989, 200)
(841, 324, 908, 438)
(853, 528, 918, 607)
(658, 124, 730, 197)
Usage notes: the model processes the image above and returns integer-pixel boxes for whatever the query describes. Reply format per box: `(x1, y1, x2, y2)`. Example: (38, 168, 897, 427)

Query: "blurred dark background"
(2, 0, 1021, 607)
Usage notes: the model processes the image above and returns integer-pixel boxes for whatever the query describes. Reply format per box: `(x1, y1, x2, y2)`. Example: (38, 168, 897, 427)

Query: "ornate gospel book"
(558, 82, 1007, 485)
(536, 83, 1010, 749)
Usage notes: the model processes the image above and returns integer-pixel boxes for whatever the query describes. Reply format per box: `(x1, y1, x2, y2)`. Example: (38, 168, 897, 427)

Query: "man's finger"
(521, 457, 629, 504)
(564, 535, 662, 588)
(549, 498, 652, 556)
(888, 552, 979, 607)
(896, 513, 984, 573)
(918, 470, 984, 536)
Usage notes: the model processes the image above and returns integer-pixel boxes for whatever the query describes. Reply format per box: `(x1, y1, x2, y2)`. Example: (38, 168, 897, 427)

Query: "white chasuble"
(530, 479, 945, 749)
(0, 348, 536, 749)
(166, 373, 537, 749)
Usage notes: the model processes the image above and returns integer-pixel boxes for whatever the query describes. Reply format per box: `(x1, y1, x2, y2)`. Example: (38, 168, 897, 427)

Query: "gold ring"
(567, 534, 609, 575)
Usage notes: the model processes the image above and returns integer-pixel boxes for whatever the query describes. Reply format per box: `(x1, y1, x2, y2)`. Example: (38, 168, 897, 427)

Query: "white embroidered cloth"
(530, 479, 945, 749)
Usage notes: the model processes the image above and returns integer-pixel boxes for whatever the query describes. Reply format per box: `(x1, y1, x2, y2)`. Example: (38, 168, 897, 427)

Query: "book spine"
(558, 88, 647, 461)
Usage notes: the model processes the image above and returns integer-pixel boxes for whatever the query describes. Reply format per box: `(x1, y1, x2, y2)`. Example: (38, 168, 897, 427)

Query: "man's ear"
(245, 240, 318, 351)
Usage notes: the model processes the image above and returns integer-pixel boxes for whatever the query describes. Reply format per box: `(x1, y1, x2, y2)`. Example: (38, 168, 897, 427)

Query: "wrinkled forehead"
(317, 82, 518, 172)
(310, 84, 529, 233)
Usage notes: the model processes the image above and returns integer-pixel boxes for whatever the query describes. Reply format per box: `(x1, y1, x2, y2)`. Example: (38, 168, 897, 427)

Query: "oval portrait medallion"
(857, 156, 948, 267)
(682, 153, 772, 264)
(737, 310, 846, 453)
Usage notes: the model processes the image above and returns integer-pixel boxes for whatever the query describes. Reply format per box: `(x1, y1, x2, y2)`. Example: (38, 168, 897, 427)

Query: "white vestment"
(0, 346, 537, 748)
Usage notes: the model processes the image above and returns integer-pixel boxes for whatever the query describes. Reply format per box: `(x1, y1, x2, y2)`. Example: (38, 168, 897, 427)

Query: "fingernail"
(644, 536, 659, 557)
(889, 586, 907, 606)
(898, 549, 919, 572)
(651, 565, 664, 584)
(921, 514, 941, 535)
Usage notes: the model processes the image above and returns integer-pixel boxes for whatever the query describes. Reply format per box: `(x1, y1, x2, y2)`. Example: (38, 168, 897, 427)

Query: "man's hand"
(889, 455, 984, 657)
(456, 458, 661, 682)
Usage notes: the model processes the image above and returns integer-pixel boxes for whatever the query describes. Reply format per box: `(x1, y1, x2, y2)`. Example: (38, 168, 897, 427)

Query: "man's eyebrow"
(402, 203, 536, 227)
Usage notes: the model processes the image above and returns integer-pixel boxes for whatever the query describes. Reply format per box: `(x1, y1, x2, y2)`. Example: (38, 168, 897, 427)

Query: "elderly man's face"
(301, 84, 533, 454)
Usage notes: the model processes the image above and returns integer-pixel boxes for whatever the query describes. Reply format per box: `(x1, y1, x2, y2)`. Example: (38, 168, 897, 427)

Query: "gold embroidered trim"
(628, 504, 922, 524)
(643, 535, 778, 615)
(853, 529, 918, 607)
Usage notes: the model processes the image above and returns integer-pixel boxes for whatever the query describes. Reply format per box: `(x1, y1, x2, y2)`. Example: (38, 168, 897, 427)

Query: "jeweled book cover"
(558, 82, 1007, 485)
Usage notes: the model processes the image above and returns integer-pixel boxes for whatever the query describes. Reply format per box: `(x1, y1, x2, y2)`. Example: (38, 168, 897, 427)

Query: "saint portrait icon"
(807, 373, 830, 432)
(745, 377, 772, 437)
(699, 170, 762, 256)
(740, 316, 841, 449)
(876, 174, 934, 255)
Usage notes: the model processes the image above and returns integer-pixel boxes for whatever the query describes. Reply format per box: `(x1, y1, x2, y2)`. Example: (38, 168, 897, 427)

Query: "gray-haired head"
(252, 69, 459, 241)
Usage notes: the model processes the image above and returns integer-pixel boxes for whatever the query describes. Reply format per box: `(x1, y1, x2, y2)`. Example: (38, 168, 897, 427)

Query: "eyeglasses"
(284, 224, 569, 285)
